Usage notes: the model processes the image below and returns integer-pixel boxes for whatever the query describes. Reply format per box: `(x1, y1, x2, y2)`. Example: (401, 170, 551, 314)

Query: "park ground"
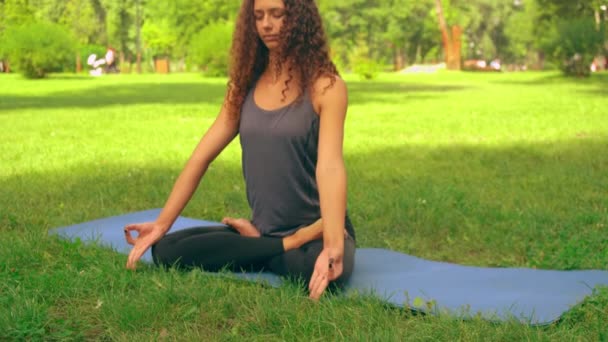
(0, 71, 607, 340)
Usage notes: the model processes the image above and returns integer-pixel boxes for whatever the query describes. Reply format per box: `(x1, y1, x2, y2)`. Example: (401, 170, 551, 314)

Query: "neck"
(266, 52, 293, 83)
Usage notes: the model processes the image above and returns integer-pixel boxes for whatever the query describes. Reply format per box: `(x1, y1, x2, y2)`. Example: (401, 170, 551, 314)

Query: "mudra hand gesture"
(309, 247, 343, 300)
(123, 222, 166, 270)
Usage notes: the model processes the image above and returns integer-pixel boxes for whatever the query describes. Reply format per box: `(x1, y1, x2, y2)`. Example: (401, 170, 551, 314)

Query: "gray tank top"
(239, 85, 355, 239)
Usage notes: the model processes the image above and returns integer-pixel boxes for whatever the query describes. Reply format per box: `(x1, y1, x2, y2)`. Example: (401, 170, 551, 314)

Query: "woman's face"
(253, 0, 286, 51)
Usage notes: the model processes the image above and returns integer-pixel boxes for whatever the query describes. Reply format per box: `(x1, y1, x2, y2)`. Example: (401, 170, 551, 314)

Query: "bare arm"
(124, 97, 239, 269)
(316, 77, 348, 251)
(309, 76, 349, 298)
(155, 101, 240, 232)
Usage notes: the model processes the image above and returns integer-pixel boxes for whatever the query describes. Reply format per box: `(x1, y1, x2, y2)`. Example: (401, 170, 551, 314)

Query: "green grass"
(1, 71, 607, 340)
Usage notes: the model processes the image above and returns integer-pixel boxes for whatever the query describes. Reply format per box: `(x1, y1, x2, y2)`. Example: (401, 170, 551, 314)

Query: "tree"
(435, 0, 461, 70)
(141, 0, 239, 70)
(188, 21, 234, 76)
(2, 21, 76, 78)
(552, 18, 605, 76)
(60, 0, 98, 72)
(503, 1, 538, 66)
(102, 0, 135, 71)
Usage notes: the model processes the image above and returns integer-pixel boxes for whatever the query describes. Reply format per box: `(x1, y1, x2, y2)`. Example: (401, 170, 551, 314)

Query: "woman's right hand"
(124, 222, 167, 270)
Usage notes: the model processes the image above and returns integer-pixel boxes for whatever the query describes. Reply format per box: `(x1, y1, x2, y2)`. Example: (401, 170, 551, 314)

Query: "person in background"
(105, 47, 118, 73)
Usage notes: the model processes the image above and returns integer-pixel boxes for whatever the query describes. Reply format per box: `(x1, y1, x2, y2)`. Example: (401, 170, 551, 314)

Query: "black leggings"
(151, 226, 355, 287)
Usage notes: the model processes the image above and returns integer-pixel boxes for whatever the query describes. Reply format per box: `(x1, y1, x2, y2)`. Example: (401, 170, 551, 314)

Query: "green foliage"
(103, 0, 135, 60)
(1, 0, 36, 27)
(0, 0, 36, 58)
(1, 22, 76, 78)
(320, 0, 438, 72)
(188, 21, 234, 77)
(1, 0, 606, 75)
(502, 2, 537, 64)
(59, 0, 99, 45)
(352, 57, 380, 80)
(350, 35, 380, 80)
(144, 0, 239, 59)
(550, 18, 605, 77)
(535, 0, 598, 18)
(142, 20, 176, 57)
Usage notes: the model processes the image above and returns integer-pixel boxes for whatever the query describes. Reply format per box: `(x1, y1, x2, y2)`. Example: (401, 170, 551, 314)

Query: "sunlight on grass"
(1, 71, 606, 340)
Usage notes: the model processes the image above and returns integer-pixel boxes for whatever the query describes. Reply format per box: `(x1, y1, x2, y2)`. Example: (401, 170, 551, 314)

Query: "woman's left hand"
(309, 247, 343, 300)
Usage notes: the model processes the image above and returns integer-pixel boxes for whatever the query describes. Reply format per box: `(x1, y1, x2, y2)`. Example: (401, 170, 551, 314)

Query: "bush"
(352, 57, 380, 80)
(350, 37, 380, 80)
(550, 18, 605, 77)
(188, 21, 234, 77)
(142, 20, 176, 59)
(1, 22, 75, 78)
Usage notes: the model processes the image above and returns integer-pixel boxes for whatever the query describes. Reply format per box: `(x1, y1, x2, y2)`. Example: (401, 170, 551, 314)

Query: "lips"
(263, 35, 280, 41)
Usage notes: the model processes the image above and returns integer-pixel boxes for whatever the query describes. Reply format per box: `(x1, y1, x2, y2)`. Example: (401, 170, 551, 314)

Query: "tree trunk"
(393, 46, 404, 71)
(120, 51, 126, 73)
(537, 51, 545, 70)
(435, 0, 461, 70)
(450, 25, 462, 70)
(435, 0, 453, 68)
(76, 52, 82, 73)
(135, 0, 142, 74)
(137, 52, 142, 74)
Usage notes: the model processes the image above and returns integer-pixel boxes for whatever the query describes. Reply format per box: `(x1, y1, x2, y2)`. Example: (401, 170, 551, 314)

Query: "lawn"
(1, 71, 607, 340)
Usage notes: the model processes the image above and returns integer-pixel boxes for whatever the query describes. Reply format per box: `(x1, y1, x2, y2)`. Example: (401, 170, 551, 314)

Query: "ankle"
(283, 235, 297, 251)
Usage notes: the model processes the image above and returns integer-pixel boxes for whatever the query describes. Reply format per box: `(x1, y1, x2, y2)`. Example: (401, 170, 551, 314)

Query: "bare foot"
(222, 217, 261, 238)
(283, 219, 324, 250)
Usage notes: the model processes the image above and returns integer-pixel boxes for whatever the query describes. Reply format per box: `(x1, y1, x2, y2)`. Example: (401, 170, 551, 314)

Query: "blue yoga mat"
(50, 209, 608, 325)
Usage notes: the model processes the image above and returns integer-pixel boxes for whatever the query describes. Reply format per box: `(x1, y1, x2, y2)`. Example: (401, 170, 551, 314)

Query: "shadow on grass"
(490, 73, 566, 85)
(490, 72, 608, 94)
(0, 78, 473, 111)
(348, 82, 472, 105)
(0, 82, 227, 112)
(1, 137, 607, 270)
(45, 74, 99, 80)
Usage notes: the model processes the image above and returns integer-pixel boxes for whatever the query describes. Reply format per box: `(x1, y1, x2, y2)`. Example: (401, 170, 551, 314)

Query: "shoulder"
(311, 74, 348, 115)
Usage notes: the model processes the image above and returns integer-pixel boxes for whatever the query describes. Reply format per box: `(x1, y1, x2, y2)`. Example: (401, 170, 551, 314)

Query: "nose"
(261, 14, 272, 30)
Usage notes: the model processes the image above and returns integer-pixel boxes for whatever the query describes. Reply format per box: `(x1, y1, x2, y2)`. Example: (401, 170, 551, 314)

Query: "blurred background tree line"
(0, 0, 606, 78)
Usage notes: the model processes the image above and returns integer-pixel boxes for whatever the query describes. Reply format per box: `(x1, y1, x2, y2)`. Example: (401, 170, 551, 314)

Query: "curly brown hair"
(225, 0, 339, 120)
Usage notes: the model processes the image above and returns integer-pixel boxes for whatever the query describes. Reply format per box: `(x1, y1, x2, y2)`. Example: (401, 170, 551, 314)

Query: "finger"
(309, 266, 326, 292)
(127, 230, 160, 270)
(309, 274, 329, 300)
(126, 247, 140, 270)
(309, 270, 321, 292)
(308, 267, 328, 299)
(124, 228, 136, 245)
(124, 224, 141, 233)
(126, 242, 148, 270)
(126, 252, 136, 270)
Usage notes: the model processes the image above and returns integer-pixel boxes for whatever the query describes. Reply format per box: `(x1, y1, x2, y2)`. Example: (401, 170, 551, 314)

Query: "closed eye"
(271, 9, 285, 18)
(253, 8, 285, 20)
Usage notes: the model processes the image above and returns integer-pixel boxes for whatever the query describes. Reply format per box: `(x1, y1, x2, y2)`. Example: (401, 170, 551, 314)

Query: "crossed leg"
(152, 218, 324, 272)
(222, 216, 324, 250)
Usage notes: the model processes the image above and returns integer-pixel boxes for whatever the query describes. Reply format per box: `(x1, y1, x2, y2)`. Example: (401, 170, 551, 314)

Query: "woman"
(124, 0, 355, 300)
